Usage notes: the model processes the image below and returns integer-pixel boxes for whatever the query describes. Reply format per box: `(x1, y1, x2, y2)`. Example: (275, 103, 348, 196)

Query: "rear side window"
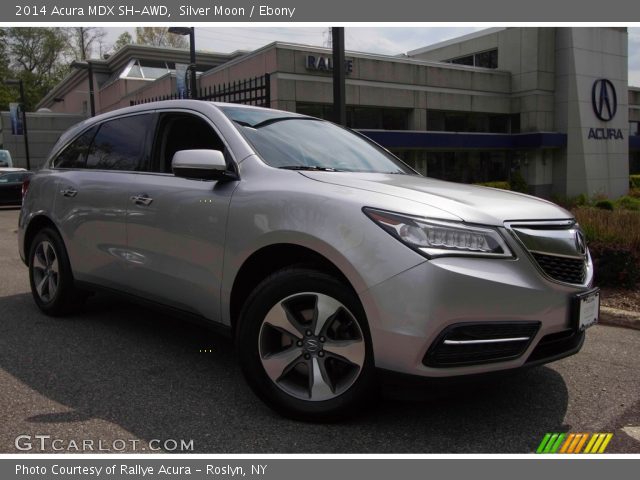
(86, 114, 152, 171)
(53, 127, 98, 169)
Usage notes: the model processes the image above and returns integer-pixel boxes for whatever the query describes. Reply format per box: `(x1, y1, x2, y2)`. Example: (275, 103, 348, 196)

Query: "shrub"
(588, 243, 640, 289)
(509, 171, 528, 193)
(615, 195, 640, 211)
(474, 181, 510, 190)
(629, 188, 640, 198)
(572, 207, 640, 288)
(630, 174, 640, 189)
(594, 199, 614, 211)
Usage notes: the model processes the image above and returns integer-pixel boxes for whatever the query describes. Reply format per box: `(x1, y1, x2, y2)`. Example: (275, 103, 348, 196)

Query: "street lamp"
(3, 79, 31, 170)
(168, 27, 198, 99)
(71, 60, 95, 117)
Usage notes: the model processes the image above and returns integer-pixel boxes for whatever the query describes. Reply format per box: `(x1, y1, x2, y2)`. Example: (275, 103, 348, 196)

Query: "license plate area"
(573, 288, 600, 331)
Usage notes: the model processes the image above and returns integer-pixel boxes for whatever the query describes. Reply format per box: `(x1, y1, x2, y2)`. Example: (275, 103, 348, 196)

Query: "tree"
(0, 29, 15, 111)
(112, 31, 133, 52)
(67, 27, 107, 60)
(135, 27, 188, 49)
(3, 28, 71, 110)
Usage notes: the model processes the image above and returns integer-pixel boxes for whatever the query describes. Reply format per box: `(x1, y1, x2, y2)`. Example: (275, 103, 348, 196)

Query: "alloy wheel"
(32, 240, 59, 303)
(258, 292, 366, 402)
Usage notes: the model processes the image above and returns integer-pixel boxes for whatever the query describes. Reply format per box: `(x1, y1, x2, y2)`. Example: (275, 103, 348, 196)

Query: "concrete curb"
(600, 306, 640, 331)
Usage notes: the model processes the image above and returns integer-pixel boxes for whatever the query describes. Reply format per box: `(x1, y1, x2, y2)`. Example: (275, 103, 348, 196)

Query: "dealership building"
(22, 27, 640, 198)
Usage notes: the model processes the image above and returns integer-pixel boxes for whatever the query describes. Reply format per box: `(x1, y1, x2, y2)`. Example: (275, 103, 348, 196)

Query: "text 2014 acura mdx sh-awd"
(18, 101, 599, 420)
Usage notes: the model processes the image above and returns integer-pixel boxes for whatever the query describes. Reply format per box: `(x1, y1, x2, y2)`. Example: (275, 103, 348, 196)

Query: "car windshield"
(220, 106, 414, 174)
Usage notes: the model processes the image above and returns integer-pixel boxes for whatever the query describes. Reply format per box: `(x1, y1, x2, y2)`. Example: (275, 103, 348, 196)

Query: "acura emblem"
(592, 79, 617, 122)
(305, 339, 320, 352)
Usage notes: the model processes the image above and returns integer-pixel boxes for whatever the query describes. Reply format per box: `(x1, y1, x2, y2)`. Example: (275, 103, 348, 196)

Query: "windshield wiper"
(278, 165, 343, 172)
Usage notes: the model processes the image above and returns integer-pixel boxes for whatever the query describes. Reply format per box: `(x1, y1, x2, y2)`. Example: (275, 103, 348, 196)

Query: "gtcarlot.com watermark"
(15, 435, 194, 452)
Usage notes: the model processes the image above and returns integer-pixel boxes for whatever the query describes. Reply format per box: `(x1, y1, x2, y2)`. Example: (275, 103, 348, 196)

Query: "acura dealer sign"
(588, 78, 623, 140)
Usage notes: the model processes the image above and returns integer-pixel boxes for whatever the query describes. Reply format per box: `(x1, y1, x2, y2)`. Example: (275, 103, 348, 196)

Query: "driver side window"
(153, 113, 226, 173)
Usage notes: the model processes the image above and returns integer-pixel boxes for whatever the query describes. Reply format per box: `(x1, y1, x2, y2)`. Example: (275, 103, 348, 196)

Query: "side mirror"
(172, 149, 237, 181)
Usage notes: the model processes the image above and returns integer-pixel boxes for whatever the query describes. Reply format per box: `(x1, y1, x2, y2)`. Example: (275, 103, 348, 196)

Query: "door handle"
(130, 194, 153, 206)
(59, 188, 78, 197)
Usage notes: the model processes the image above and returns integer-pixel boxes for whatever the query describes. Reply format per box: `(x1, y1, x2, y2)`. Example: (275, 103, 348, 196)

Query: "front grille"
(531, 253, 586, 284)
(508, 221, 590, 286)
(424, 322, 540, 367)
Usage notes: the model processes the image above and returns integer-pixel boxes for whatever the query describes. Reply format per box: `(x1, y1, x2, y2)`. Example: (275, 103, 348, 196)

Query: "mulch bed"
(600, 287, 640, 312)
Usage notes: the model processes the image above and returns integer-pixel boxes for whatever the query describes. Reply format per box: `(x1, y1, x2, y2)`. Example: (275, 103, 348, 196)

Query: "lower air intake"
(423, 321, 540, 367)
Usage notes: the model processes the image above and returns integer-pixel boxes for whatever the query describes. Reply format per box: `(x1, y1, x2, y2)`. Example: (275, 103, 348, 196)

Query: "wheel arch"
(23, 215, 61, 266)
(227, 243, 366, 336)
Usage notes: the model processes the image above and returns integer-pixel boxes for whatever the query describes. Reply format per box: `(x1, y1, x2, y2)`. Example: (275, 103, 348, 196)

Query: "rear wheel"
(238, 268, 374, 421)
(28, 228, 84, 316)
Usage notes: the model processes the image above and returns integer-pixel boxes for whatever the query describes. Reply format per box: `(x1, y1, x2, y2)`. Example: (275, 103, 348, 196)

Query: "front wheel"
(237, 268, 374, 421)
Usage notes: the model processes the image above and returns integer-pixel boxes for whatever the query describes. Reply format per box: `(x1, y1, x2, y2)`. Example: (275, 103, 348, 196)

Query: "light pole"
(168, 27, 197, 99)
(4, 79, 31, 170)
(332, 27, 346, 126)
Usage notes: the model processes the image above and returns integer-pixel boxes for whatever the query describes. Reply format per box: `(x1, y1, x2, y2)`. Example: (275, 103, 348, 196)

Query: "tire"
(237, 267, 375, 421)
(28, 227, 84, 316)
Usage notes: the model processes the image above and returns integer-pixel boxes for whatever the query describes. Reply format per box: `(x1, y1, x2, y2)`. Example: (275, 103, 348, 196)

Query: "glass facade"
(446, 49, 498, 69)
(631, 151, 640, 175)
(427, 110, 519, 133)
(296, 103, 410, 130)
(424, 151, 512, 183)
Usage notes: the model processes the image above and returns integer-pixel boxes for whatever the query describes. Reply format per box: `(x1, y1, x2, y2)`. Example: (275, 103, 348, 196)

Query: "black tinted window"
(87, 115, 151, 171)
(155, 113, 225, 173)
(53, 127, 97, 169)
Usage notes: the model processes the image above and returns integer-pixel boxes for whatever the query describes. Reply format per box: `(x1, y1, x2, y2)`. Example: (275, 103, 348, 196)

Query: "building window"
(424, 151, 511, 183)
(446, 49, 498, 69)
(631, 152, 640, 175)
(630, 121, 639, 136)
(119, 59, 208, 81)
(296, 103, 410, 130)
(427, 110, 517, 134)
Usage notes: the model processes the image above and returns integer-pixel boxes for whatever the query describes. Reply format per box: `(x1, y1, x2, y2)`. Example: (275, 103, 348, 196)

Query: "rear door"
(121, 110, 239, 321)
(52, 113, 155, 288)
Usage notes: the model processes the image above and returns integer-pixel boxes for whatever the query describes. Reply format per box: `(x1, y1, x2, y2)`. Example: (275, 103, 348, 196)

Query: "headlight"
(363, 207, 513, 259)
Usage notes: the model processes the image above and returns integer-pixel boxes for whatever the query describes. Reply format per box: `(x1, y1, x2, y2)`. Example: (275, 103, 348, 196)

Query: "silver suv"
(18, 101, 599, 420)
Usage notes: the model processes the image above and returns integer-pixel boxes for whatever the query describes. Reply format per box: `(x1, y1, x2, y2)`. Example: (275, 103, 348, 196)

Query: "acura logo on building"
(592, 79, 617, 121)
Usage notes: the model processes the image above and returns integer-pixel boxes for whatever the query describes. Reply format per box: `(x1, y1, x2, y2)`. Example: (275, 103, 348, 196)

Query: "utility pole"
(332, 27, 346, 126)
(79, 27, 86, 60)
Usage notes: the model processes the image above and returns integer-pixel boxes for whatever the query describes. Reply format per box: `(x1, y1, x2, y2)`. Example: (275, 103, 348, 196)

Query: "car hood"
(300, 172, 573, 226)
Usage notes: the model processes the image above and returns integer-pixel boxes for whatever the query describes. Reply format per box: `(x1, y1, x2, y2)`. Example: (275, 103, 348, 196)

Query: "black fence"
(130, 74, 271, 107)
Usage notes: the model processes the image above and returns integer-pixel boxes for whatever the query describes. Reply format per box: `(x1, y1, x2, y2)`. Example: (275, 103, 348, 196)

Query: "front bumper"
(359, 239, 591, 378)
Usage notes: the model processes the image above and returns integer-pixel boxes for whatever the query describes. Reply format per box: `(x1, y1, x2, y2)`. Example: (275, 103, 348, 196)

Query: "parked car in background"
(0, 150, 14, 168)
(18, 101, 598, 420)
(0, 170, 32, 205)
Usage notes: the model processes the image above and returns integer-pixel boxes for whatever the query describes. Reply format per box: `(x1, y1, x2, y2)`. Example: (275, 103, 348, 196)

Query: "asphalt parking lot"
(0, 207, 639, 453)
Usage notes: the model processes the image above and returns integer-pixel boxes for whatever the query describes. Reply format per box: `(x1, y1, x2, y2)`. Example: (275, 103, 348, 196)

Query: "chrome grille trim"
(504, 220, 592, 287)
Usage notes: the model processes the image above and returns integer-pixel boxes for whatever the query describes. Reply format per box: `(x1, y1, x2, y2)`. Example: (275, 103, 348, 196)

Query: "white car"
(0, 149, 15, 168)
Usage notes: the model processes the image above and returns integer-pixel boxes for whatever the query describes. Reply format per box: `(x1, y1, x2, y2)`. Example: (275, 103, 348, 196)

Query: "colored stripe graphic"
(536, 433, 613, 454)
(574, 433, 589, 453)
(536, 433, 552, 453)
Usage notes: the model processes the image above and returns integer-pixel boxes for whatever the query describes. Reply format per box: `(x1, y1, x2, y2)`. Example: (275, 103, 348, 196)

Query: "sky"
(103, 27, 640, 86)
